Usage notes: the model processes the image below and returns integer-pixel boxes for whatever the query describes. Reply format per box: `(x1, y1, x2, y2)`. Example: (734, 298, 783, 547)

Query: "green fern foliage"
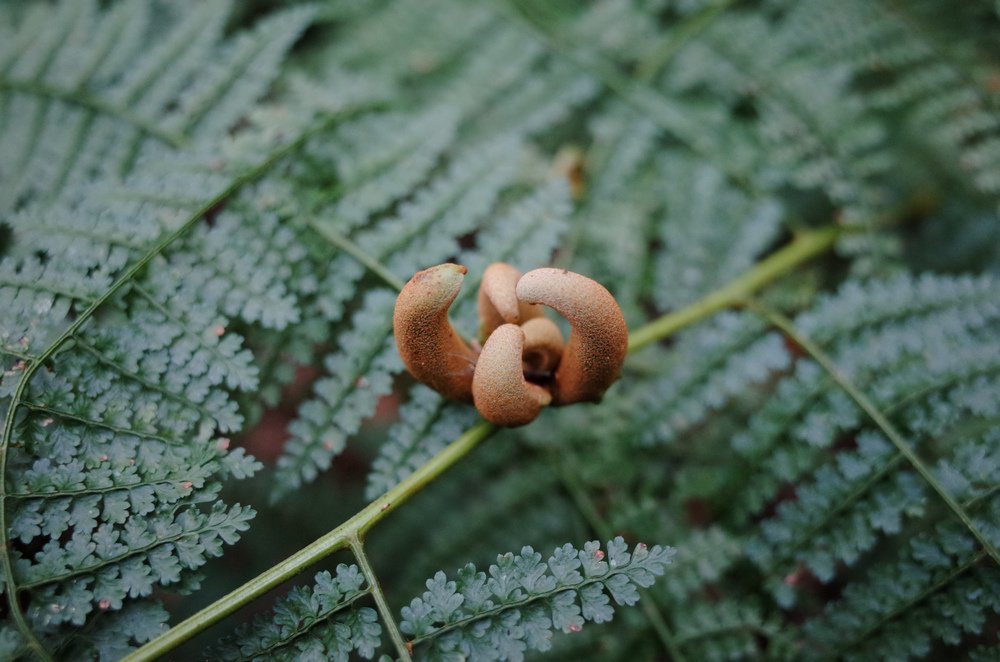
(3, 0, 1000, 659)
(400, 538, 674, 661)
(0, 1, 378, 653)
(0, 0, 314, 211)
(214, 564, 382, 661)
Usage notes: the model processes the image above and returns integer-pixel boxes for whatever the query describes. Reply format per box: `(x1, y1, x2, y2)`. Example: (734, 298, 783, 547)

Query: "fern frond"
(747, 431, 927, 593)
(804, 494, 1000, 660)
(653, 154, 783, 310)
(567, 104, 663, 321)
(274, 288, 400, 499)
(784, 0, 1000, 202)
(313, 137, 522, 323)
(0, 0, 313, 210)
(213, 564, 381, 661)
(658, 527, 741, 603)
(390, 448, 579, 597)
(318, 108, 459, 232)
(634, 313, 789, 447)
(325, 0, 494, 80)
(365, 385, 479, 501)
(0, 81, 380, 654)
(400, 537, 674, 660)
(663, 9, 898, 264)
(734, 274, 1000, 511)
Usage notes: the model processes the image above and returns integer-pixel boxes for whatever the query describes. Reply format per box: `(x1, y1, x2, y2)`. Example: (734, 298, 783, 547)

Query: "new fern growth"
(1, 0, 999, 660)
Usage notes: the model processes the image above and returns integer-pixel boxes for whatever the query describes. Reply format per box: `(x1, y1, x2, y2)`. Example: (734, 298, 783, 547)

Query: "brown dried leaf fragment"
(516, 268, 627, 405)
(473, 324, 552, 426)
(477, 262, 544, 343)
(393, 263, 479, 402)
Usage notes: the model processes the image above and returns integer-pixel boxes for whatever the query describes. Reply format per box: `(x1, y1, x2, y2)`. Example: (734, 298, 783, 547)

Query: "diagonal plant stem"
(628, 226, 842, 352)
(746, 299, 1000, 567)
(349, 536, 413, 662)
(126, 225, 842, 660)
(123, 420, 496, 661)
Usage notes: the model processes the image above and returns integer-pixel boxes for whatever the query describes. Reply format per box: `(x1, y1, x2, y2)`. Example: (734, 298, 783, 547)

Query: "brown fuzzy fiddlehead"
(477, 262, 544, 343)
(472, 323, 552, 427)
(394, 262, 626, 426)
(393, 263, 479, 403)
(516, 268, 627, 405)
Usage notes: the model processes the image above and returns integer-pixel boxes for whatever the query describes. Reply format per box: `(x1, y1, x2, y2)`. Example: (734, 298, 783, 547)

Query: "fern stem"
(627, 226, 842, 353)
(0, 79, 190, 148)
(551, 453, 688, 662)
(308, 219, 407, 291)
(127, 223, 843, 659)
(123, 420, 495, 661)
(746, 301, 1000, 568)
(349, 536, 413, 662)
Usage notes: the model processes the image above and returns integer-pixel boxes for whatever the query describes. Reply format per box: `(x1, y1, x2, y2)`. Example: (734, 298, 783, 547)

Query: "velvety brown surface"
(393, 263, 479, 403)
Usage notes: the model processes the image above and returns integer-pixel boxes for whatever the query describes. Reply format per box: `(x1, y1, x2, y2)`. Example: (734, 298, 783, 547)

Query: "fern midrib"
(351, 536, 412, 661)
(75, 339, 224, 427)
(0, 103, 375, 657)
(0, 79, 189, 148)
(309, 220, 406, 292)
(549, 450, 685, 662)
(406, 555, 654, 647)
(20, 401, 183, 446)
(701, 31, 872, 206)
(760, 453, 907, 574)
(674, 618, 769, 646)
(749, 301, 1000, 567)
(7, 469, 213, 501)
(755, 353, 1000, 570)
(16, 504, 245, 590)
(832, 549, 987, 655)
(226, 588, 370, 662)
(634, 0, 740, 82)
(277, 315, 394, 484)
(746, 326, 1000, 503)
